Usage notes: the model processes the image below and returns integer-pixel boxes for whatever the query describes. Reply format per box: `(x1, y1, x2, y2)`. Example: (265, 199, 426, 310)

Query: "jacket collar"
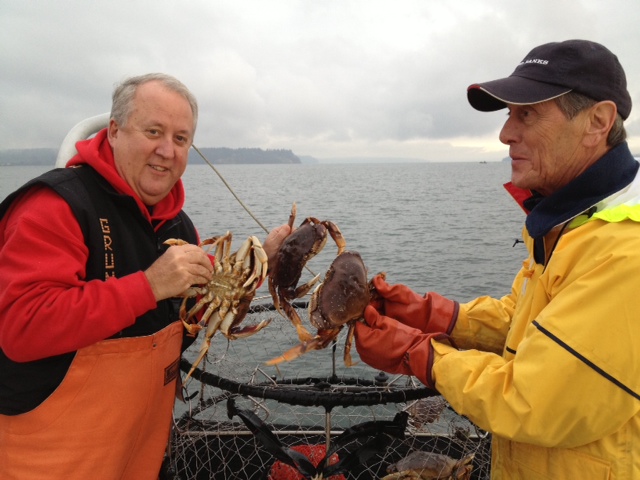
(504, 142, 638, 239)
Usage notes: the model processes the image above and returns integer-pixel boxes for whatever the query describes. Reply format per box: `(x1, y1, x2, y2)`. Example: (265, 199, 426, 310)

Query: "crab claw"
(163, 238, 190, 247)
(288, 202, 297, 230)
(182, 320, 202, 337)
(225, 318, 273, 340)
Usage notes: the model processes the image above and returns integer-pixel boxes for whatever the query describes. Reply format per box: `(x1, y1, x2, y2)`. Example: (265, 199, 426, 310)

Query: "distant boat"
(479, 161, 488, 164)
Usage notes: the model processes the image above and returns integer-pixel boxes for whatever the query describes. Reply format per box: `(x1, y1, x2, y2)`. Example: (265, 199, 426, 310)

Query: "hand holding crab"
(145, 241, 214, 302)
(268, 203, 347, 343)
(165, 231, 269, 382)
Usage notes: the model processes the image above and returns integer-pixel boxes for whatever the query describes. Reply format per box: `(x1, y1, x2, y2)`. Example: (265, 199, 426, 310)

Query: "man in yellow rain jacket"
(355, 39, 640, 479)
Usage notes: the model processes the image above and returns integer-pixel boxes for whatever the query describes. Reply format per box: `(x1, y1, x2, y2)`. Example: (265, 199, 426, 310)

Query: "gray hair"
(111, 73, 198, 130)
(555, 92, 626, 147)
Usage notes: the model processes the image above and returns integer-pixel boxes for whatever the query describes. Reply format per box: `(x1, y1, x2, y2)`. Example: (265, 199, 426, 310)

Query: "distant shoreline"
(0, 148, 532, 166)
(0, 147, 307, 166)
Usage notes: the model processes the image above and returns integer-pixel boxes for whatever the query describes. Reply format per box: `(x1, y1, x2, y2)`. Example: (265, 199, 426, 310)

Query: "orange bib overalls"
(0, 321, 182, 480)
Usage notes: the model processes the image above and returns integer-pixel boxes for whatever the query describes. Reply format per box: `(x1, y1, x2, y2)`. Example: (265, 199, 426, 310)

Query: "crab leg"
(282, 300, 314, 342)
(293, 274, 321, 298)
(226, 318, 273, 340)
(200, 234, 228, 258)
(249, 245, 269, 288)
(343, 322, 357, 367)
(269, 275, 316, 338)
(236, 236, 268, 288)
(325, 221, 346, 255)
(184, 294, 221, 326)
(184, 310, 226, 382)
(288, 202, 297, 230)
(265, 328, 341, 365)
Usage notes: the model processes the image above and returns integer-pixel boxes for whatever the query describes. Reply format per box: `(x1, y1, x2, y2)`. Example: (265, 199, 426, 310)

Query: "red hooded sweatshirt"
(0, 129, 188, 362)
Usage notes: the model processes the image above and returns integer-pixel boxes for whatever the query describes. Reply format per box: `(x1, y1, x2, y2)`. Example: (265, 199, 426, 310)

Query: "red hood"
(66, 128, 186, 226)
(504, 182, 533, 214)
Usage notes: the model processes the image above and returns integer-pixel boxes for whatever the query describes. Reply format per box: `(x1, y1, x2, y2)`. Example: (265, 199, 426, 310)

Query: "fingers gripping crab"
(165, 232, 269, 381)
(268, 203, 346, 342)
(266, 251, 369, 367)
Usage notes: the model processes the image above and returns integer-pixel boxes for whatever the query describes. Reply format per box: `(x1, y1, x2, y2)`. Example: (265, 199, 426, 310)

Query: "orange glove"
(355, 305, 450, 388)
(370, 275, 458, 334)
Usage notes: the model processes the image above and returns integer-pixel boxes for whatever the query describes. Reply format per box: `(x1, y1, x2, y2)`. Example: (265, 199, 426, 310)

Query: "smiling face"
(499, 100, 595, 196)
(107, 80, 195, 205)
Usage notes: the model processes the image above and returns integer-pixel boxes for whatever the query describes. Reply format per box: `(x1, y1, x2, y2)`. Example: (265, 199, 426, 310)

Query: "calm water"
(0, 162, 526, 302)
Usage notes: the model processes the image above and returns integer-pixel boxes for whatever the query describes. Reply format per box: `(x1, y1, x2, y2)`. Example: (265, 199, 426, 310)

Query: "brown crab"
(266, 251, 369, 367)
(381, 451, 474, 480)
(406, 397, 448, 431)
(268, 203, 346, 342)
(165, 232, 269, 381)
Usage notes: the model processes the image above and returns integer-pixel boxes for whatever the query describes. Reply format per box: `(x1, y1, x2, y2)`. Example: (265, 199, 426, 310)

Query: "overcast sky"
(2, 0, 640, 162)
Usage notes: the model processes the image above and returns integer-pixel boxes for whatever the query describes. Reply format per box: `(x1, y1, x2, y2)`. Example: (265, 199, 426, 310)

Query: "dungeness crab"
(268, 203, 346, 342)
(266, 251, 369, 367)
(381, 451, 474, 480)
(165, 232, 269, 381)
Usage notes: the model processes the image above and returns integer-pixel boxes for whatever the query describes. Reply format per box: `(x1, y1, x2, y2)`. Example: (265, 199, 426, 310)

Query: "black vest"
(0, 166, 198, 415)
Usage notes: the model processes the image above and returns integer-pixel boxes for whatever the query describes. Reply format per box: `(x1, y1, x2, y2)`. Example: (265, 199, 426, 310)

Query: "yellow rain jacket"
(432, 143, 640, 479)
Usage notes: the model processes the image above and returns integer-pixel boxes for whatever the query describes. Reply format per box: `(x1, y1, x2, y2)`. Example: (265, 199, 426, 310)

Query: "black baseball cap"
(467, 39, 631, 120)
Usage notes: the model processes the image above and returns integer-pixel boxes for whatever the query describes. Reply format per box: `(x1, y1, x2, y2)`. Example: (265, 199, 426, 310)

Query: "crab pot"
(164, 301, 492, 479)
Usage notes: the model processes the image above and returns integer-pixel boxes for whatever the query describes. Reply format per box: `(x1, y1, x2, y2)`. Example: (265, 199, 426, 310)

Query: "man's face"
(499, 100, 590, 196)
(108, 81, 194, 206)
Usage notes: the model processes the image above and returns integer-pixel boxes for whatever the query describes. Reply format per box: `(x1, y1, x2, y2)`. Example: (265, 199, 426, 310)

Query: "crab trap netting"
(162, 299, 492, 480)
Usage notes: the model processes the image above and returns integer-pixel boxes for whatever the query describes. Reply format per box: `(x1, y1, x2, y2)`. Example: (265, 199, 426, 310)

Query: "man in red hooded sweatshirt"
(0, 73, 288, 479)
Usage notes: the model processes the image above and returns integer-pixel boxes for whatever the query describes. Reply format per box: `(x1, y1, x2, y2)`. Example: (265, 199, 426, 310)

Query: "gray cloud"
(2, 0, 639, 161)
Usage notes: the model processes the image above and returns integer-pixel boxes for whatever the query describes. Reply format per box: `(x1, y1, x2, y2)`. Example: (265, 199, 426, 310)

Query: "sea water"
(185, 161, 526, 301)
(0, 161, 526, 301)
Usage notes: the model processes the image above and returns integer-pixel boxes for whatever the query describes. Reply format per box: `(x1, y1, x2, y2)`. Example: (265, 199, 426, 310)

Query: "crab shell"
(382, 451, 474, 480)
(265, 251, 369, 367)
(270, 217, 329, 291)
(267, 203, 346, 343)
(309, 251, 369, 330)
(165, 233, 269, 383)
(406, 397, 448, 431)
